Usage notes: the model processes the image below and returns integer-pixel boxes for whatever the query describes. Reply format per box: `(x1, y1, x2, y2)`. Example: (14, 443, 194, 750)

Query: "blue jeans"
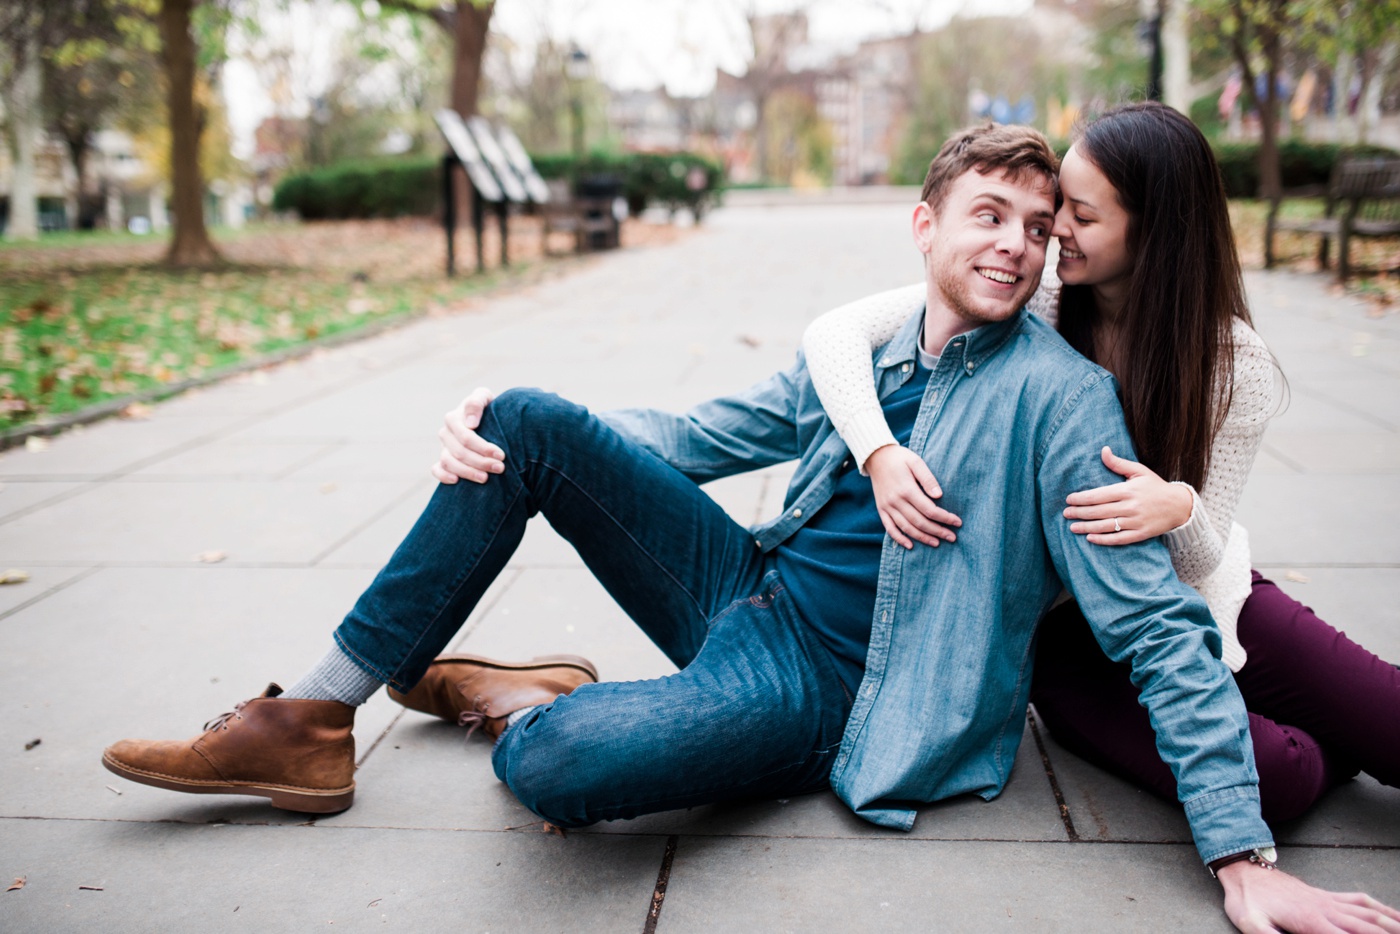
(333, 389, 853, 826)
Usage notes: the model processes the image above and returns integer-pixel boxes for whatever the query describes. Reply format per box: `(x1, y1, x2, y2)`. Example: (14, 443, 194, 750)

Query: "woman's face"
(1052, 146, 1134, 294)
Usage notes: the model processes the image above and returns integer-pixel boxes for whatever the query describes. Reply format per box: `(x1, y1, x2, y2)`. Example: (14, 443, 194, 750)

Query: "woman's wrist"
(1168, 481, 1196, 531)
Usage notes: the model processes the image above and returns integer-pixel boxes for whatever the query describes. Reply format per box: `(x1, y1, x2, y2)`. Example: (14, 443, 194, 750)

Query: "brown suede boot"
(388, 654, 598, 740)
(102, 684, 356, 814)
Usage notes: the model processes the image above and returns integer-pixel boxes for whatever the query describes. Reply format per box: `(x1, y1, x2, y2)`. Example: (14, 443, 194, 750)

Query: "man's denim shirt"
(606, 306, 1273, 865)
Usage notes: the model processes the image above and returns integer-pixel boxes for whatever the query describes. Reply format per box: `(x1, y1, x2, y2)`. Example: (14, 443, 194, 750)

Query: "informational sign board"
(490, 123, 551, 204)
(466, 116, 528, 204)
(434, 108, 503, 203)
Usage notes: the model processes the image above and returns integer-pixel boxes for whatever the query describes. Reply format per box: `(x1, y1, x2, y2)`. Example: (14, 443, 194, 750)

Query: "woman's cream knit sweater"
(802, 277, 1278, 672)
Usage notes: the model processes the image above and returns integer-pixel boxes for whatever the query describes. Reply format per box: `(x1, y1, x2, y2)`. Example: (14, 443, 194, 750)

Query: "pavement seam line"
(6, 817, 1395, 852)
(642, 834, 680, 934)
(308, 476, 432, 566)
(0, 565, 103, 624)
(1028, 705, 1080, 842)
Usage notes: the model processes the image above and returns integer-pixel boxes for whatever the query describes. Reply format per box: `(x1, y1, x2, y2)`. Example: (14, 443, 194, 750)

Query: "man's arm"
(600, 359, 804, 484)
(1038, 376, 1400, 932)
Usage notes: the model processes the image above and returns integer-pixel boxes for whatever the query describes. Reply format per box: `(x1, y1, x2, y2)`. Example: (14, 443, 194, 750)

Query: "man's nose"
(996, 225, 1027, 257)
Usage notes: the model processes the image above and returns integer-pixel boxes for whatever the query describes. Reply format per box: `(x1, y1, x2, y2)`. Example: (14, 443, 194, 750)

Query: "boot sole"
(102, 752, 355, 814)
(425, 653, 599, 681)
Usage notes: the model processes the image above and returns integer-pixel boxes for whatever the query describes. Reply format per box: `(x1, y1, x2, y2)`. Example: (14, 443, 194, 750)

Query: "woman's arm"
(1062, 321, 1279, 584)
(1162, 323, 1278, 584)
(804, 284, 961, 549)
(802, 282, 924, 468)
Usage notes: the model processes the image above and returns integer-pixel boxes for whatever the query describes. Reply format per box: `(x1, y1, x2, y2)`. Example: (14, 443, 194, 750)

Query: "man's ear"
(912, 201, 937, 256)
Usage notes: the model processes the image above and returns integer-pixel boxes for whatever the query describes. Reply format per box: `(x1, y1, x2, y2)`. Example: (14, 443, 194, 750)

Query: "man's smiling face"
(914, 167, 1056, 338)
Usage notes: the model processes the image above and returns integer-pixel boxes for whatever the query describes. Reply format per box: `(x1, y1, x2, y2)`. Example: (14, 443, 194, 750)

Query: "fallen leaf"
(0, 569, 30, 585)
(24, 738, 40, 750)
(78, 885, 103, 891)
(196, 551, 227, 564)
(367, 898, 382, 908)
(105, 785, 122, 795)
(543, 822, 567, 837)
(118, 402, 153, 420)
(1285, 570, 1310, 583)
(737, 334, 761, 348)
(7, 877, 24, 892)
(24, 436, 49, 452)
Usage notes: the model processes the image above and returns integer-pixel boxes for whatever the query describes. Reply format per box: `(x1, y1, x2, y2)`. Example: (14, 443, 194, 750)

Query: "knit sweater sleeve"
(1160, 319, 1279, 585)
(803, 280, 1062, 469)
(801, 283, 926, 468)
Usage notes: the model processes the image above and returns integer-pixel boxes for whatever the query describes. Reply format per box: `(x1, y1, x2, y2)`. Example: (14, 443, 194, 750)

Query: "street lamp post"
(566, 46, 591, 160)
(1139, 0, 1164, 102)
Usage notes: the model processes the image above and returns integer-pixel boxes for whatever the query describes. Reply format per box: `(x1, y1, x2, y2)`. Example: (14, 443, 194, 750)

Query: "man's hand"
(431, 388, 506, 484)
(864, 444, 961, 550)
(1062, 446, 1194, 544)
(1218, 862, 1400, 933)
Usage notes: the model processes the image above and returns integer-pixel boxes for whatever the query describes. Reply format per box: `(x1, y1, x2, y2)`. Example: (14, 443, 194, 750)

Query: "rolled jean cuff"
(1185, 784, 1275, 865)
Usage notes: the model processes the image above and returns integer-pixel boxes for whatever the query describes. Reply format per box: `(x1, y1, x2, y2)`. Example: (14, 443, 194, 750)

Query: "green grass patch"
(0, 253, 521, 431)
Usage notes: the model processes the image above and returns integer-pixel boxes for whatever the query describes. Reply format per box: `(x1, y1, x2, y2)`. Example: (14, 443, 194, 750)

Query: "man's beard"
(930, 255, 1041, 328)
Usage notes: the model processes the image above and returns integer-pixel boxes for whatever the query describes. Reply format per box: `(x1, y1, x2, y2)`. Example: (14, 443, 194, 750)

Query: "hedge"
(272, 157, 439, 220)
(273, 150, 724, 221)
(1211, 140, 1398, 198)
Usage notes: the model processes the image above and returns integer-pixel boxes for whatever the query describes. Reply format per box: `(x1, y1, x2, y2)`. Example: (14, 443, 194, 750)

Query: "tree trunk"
(63, 129, 90, 230)
(1257, 23, 1282, 201)
(451, 0, 493, 117)
(159, 0, 220, 266)
(1161, 0, 1191, 114)
(447, 1, 493, 247)
(4, 34, 41, 241)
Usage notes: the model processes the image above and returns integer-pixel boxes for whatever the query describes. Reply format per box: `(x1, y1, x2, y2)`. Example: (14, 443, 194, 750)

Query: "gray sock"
(282, 644, 383, 706)
(505, 706, 537, 729)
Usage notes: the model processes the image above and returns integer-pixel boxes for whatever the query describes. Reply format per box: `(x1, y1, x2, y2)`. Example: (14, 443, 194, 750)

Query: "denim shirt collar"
(873, 304, 1028, 388)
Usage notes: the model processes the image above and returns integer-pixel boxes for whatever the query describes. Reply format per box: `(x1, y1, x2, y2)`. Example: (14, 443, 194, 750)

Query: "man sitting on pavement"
(103, 124, 1400, 934)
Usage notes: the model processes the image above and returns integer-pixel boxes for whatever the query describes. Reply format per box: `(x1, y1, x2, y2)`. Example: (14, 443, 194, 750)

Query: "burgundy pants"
(1030, 572, 1400, 824)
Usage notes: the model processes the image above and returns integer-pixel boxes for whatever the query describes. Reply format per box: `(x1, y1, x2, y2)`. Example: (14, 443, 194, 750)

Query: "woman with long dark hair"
(801, 101, 1400, 824)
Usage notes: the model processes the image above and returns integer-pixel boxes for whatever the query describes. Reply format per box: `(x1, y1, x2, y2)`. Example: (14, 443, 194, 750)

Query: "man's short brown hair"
(920, 124, 1060, 213)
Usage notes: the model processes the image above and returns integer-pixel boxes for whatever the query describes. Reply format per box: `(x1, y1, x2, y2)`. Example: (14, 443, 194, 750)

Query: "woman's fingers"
(1064, 500, 1133, 522)
(879, 507, 914, 550)
(1065, 482, 1128, 507)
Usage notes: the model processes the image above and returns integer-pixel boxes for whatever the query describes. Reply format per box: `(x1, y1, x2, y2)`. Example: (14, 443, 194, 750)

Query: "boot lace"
(457, 709, 490, 739)
(204, 699, 250, 732)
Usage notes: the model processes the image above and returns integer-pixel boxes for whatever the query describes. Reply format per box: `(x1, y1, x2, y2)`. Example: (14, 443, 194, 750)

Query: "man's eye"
(978, 212, 999, 224)
(1029, 225, 1049, 238)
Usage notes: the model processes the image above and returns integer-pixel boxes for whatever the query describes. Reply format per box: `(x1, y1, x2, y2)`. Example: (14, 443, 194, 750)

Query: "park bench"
(541, 177, 624, 255)
(1264, 157, 1400, 280)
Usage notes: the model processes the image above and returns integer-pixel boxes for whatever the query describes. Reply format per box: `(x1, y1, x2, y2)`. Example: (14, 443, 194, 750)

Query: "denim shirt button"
(793, 508, 803, 518)
(901, 363, 911, 373)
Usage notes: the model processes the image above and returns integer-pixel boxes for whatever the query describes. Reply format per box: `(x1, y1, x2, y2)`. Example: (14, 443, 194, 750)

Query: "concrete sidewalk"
(1, 203, 1396, 932)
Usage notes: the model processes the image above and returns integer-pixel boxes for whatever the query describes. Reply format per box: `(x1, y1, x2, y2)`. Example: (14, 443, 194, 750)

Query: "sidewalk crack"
(642, 834, 679, 933)
(1028, 705, 1079, 842)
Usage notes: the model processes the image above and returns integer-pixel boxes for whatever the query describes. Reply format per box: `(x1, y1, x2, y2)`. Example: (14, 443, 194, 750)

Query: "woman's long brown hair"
(1056, 102, 1251, 491)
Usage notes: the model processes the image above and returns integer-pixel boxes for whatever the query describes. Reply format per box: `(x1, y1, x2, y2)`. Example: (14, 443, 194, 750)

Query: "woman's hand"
(431, 388, 506, 484)
(865, 444, 961, 550)
(1063, 446, 1194, 545)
